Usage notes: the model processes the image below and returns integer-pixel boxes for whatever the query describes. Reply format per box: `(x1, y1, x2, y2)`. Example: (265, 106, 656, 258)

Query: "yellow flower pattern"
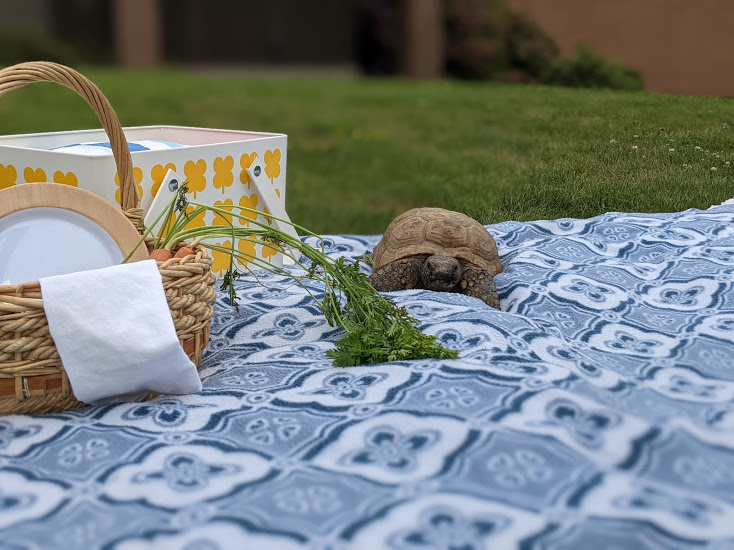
(24, 168, 46, 183)
(184, 159, 207, 198)
(151, 163, 176, 197)
(211, 239, 234, 275)
(182, 205, 207, 229)
(212, 199, 234, 226)
(115, 167, 143, 204)
(238, 194, 259, 226)
(0, 164, 17, 190)
(213, 156, 234, 194)
(260, 236, 279, 261)
(239, 152, 258, 188)
(237, 237, 257, 265)
(54, 171, 79, 187)
(264, 149, 281, 181)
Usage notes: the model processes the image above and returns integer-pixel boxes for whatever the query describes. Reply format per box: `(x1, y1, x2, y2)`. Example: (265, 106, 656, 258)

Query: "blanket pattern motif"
(2, 204, 734, 549)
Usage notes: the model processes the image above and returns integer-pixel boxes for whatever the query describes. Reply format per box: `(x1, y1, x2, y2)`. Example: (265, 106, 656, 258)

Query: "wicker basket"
(0, 62, 217, 415)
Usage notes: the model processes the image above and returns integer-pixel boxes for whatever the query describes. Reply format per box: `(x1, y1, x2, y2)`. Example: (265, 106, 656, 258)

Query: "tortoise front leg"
(368, 256, 425, 292)
(458, 264, 501, 310)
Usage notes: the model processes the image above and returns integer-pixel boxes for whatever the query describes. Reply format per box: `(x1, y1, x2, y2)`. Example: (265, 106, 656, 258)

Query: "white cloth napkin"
(39, 260, 202, 404)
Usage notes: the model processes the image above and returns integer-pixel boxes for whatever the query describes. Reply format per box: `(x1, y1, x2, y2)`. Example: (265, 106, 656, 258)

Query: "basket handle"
(0, 61, 142, 227)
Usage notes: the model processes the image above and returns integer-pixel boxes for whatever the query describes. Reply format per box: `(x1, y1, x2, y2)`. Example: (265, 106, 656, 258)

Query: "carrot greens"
(126, 185, 459, 367)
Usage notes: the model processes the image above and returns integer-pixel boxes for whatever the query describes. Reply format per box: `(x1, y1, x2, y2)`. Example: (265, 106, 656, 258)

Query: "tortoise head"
(420, 254, 462, 291)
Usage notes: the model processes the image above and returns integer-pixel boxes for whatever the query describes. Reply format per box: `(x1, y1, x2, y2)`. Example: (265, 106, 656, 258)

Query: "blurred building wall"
(509, 0, 734, 96)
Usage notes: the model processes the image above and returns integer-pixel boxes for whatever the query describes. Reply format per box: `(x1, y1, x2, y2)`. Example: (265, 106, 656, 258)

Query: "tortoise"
(368, 207, 502, 309)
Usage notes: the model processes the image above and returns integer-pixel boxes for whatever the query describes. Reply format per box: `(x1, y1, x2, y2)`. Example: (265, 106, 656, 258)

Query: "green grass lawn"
(1, 68, 733, 235)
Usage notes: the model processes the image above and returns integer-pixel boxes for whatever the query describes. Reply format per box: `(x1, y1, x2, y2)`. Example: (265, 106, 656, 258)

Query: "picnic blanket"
(2, 201, 734, 549)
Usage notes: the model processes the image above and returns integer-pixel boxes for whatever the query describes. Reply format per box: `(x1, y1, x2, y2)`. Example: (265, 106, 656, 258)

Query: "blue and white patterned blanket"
(3, 201, 734, 549)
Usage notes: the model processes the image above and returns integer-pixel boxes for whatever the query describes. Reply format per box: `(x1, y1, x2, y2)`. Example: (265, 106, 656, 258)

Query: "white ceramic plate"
(0, 207, 124, 283)
(0, 183, 149, 285)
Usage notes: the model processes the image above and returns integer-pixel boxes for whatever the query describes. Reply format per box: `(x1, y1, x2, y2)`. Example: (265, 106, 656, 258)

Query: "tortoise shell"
(372, 207, 502, 276)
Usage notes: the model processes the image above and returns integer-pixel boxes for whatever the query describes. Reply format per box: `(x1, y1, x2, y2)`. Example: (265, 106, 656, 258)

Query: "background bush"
(445, 0, 510, 80)
(445, 0, 558, 82)
(443, 0, 643, 90)
(540, 44, 644, 91)
(502, 9, 559, 83)
(0, 27, 78, 68)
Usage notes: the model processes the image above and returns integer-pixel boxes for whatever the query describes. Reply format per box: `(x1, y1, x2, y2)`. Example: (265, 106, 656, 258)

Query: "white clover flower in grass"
(711, 167, 718, 172)
(632, 145, 638, 150)
(669, 148, 675, 152)
(726, 161, 731, 167)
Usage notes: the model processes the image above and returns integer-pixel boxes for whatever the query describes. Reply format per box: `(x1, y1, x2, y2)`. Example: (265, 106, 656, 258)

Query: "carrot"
(174, 246, 195, 258)
(149, 249, 173, 262)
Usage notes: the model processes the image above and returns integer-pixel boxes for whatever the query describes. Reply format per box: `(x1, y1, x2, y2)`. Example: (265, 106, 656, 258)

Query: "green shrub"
(445, 0, 510, 80)
(445, 0, 559, 82)
(0, 27, 79, 68)
(503, 9, 559, 82)
(444, 1, 643, 90)
(541, 44, 644, 91)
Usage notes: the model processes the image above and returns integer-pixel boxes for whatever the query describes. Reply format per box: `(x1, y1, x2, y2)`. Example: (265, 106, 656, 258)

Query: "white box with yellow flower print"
(0, 125, 288, 275)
